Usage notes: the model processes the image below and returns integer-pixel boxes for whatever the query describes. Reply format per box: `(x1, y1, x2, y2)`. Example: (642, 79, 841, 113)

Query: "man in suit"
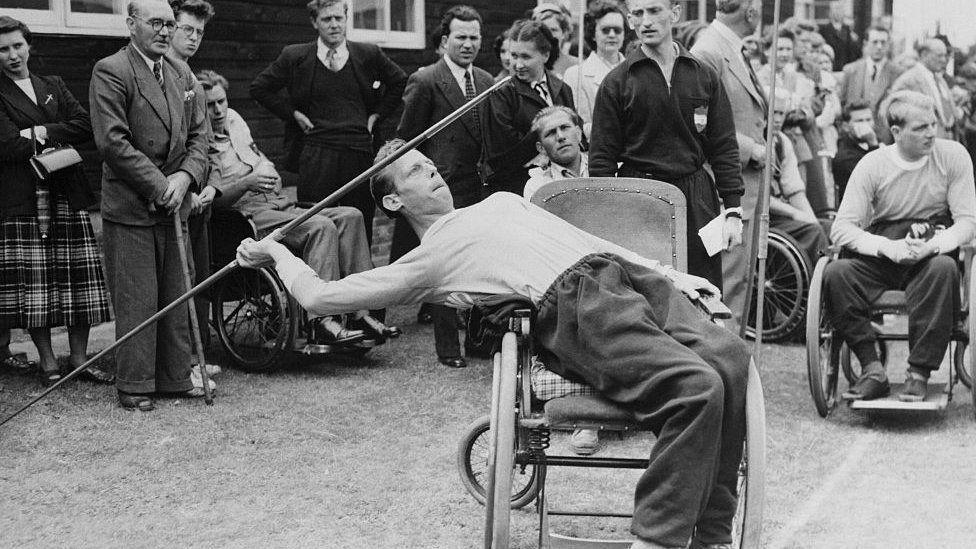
(890, 38, 959, 140)
(250, 0, 406, 243)
(89, 0, 209, 411)
(838, 26, 900, 140)
(819, 3, 859, 72)
(394, 5, 493, 369)
(689, 0, 763, 330)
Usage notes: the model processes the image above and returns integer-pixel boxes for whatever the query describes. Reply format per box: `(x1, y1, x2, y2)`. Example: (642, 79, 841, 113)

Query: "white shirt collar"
(711, 19, 744, 53)
(317, 38, 349, 68)
(443, 54, 473, 91)
(131, 43, 162, 73)
(548, 154, 588, 179)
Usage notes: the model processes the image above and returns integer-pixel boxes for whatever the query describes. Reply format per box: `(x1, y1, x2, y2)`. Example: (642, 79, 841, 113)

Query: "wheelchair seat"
(543, 395, 636, 431)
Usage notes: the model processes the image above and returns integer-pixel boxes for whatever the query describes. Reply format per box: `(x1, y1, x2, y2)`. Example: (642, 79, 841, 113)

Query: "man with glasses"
(165, 0, 219, 388)
(589, 0, 744, 293)
(89, 0, 210, 411)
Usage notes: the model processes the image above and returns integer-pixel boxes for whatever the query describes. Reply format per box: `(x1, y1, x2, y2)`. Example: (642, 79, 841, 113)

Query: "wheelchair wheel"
(731, 359, 766, 548)
(746, 230, 810, 342)
(456, 415, 539, 509)
(970, 263, 976, 418)
(212, 267, 294, 372)
(806, 256, 841, 418)
(484, 333, 519, 549)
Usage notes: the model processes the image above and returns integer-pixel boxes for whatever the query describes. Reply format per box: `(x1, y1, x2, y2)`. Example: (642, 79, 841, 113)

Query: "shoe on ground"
(192, 363, 222, 377)
(39, 368, 63, 387)
(78, 365, 115, 384)
(438, 356, 467, 368)
(0, 352, 35, 374)
(190, 366, 217, 391)
(570, 428, 600, 455)
(899, 371, 929, 402)
(350, 314, 402, 339)
(118, 390, 154, 411)
(842, 376, 890, 400)
(314, 316, 366, 345)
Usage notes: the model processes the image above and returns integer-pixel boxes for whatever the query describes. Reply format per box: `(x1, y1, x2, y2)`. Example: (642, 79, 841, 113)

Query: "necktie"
(153, 61, 164, 88)
(463, 70, 481, 137)
(533, 81, 552, 106)
(325, 47, 338, 71)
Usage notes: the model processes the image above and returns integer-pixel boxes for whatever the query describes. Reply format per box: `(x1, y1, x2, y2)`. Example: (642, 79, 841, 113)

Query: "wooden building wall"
(24, 0, 533, 186)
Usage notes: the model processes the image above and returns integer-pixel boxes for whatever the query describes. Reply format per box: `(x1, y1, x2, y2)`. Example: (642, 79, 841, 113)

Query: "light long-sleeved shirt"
(274, 192, 671, 316)
(831, 139, 976, 256)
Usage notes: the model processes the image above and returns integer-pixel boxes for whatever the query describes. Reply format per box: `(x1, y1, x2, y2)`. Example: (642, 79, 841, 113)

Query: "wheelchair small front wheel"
(456, 415, 540, 510)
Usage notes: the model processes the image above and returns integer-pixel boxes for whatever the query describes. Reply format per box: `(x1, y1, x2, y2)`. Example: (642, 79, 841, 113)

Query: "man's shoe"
(439, 356, 467, 368)
(157, 387, 209, 398)
(192, 363, 222, 377)
(118, 390, 154, 411)
(190, 366, 217, 391)
(899, 372, 929, 402)
(314, 316, 366, 345)
(351, 315, 402, 339)
(570, 428, 600, 455)
(842, 376, 890, 400)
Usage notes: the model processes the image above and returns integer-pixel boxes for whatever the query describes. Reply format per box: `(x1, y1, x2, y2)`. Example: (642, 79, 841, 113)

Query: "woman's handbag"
(28, 127, 81, 239)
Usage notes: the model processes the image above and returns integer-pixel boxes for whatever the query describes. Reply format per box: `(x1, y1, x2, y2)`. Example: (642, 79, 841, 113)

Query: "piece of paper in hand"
(698, 214, 726, 257)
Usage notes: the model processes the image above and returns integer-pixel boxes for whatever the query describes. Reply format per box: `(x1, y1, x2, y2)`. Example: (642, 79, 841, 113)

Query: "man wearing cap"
(590, 0, 744, 290)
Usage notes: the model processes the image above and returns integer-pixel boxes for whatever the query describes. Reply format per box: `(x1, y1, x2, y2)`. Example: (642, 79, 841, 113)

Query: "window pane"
(353, 0, 385, 31)
(390, 0, 415, 32)
(0, 0, 50, 9)
(69, 0, 121, 14)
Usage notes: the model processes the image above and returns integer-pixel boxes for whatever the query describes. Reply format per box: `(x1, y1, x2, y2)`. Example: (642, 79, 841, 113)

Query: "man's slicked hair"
(307, 0, 347, 18)
(170, 0, 214, 22)
(531, 105, 583, 141)
(371, 139, 409, 219)
(881, 90, 937, 129)
(196, 69, 228, 91)
(438, 5, 482, 39)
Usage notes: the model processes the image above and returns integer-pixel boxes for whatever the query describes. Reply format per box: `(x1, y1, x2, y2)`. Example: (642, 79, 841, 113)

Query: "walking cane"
(0, 75, 514, 428)
(173, 211, 214, 405)
(737, 0, 783, 371)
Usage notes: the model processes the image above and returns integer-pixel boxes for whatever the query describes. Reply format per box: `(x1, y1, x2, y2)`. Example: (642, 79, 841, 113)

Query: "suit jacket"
(89, 45, 208, 226)
(485, 73, 575, 195)
(692, 22, 766, 219)
(839, 58, 900, 112)
(0, 73, 95, 217)
(890, 63, 956, 133)
(397, 58, 493, 207)
(250, 40, 407, 171)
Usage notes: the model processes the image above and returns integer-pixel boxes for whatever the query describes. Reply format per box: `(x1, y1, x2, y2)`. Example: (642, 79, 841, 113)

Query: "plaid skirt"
(0, 197, 112, 329)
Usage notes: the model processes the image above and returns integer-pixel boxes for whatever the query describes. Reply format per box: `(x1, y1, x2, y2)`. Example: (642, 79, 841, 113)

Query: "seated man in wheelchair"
(523, 106, 588, 202)
(766, 87, 829, 267)
(197, 70, 398, 345)
(237, 139, 752, 549)
(827, 90, 976, 402)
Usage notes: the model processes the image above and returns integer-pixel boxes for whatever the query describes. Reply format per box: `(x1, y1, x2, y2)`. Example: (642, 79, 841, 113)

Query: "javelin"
(0, 75, 514, 428)
(738, 0, 782, 368)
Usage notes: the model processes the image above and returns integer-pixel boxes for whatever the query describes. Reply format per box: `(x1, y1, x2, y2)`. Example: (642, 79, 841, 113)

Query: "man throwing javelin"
(237, 140, 751, 549)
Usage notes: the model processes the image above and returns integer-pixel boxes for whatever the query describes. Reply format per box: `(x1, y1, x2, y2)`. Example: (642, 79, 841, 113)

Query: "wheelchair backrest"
(529, 177, 688, 271)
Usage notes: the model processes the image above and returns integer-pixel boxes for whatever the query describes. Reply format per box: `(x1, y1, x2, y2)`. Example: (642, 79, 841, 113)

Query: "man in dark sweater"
(250, 0, 406, 242)
(589, 0, 744, 289)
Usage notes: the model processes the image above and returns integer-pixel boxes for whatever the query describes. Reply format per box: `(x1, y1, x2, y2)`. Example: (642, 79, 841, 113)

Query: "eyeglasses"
(177, 25, 205, 38)
(131, 16, 176, 34)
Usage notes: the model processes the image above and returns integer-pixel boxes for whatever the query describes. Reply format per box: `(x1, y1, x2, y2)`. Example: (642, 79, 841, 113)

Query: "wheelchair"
(456, 178, 766, 548)
(805, 245, 976, 418)
(744, 229, 811, 342)
(207, 206, 386, 372)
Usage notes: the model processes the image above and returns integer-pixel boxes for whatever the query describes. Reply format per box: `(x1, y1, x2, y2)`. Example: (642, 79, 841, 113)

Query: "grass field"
(2, 306, 976, 548)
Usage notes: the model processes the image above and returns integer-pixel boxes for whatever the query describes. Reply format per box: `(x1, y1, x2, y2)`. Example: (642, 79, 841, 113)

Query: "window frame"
(3, 1, 127, 37)
(347, 0, 425, 50)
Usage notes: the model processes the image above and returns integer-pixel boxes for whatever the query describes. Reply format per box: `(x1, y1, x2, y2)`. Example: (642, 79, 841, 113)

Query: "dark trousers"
(535, 254, 750, 546)
(103, 220, 192, 394)
(297, 143, 375, 244)
(619, 166, 723, 290)
(771, 214, 829, 269)
(390, 216, 461, 358)
(824, 253, 959, 372)
(187, 207, 211, 351)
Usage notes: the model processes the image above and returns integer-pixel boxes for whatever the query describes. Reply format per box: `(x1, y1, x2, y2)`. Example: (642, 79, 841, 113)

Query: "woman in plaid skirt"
(0, 17, 112, 386)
